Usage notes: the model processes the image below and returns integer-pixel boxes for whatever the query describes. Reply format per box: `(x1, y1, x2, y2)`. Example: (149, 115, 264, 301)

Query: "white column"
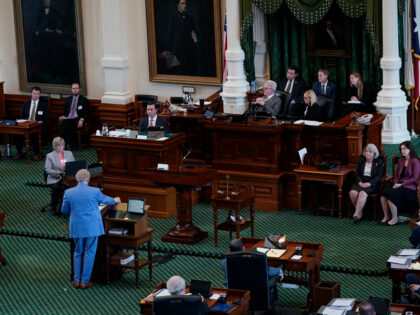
(100, 0, 131, 104)
(374, 0, 410, 144)
(221, 0, 249, 114)
(253, 4, 268, 87)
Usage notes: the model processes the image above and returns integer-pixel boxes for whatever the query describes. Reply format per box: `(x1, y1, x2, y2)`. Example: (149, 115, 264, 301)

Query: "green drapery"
(241, 0, 256, 82)
(267, 4, 382, 103)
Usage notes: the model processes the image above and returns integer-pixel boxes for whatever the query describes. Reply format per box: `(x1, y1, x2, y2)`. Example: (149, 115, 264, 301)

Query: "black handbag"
(264, 234, 286, 249)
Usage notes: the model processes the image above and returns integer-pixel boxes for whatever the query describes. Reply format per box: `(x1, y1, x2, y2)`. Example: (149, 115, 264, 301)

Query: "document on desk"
(317, 306, 346, 315)
(156, 137, 169, 141)
(293, 120, 323, 126)
(154, 289, 171, 297)
(266, 249, 286, 258)
(256, 247, 270, 254)
(409, 262, 420, 270)
(329, 298, 356, 309)
(388, 256, 411, 265)
(291, 255, 302, 260)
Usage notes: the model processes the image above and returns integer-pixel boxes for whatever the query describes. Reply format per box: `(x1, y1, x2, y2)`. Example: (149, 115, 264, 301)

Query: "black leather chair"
(316, 95, 334, 121)
(275, 91, 292, 117)
(134, 94, 158, 123)
(153, 295, 206, 315)
(226, 251, 277, 313)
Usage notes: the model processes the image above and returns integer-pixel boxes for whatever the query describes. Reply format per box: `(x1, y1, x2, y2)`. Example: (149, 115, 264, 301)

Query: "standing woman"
(45, 137, 75, 215)
(349, 144, 384, 223)
(380, 141, 420, 226)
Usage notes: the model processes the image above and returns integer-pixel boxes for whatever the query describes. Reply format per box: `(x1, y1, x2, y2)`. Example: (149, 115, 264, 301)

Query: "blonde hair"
(52, 137, 65, 150)
(304, 89, 317, 106)
(350, 72, 364, 100)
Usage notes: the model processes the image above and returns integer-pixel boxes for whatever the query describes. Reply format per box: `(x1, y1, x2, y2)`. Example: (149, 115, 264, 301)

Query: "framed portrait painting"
(307, 5, 351, 59)
(145, 0, 222, 86)
(13, 0, 87, 94)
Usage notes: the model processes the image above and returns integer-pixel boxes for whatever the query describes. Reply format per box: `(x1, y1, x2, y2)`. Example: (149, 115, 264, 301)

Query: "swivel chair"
(153, 295, 206, 315)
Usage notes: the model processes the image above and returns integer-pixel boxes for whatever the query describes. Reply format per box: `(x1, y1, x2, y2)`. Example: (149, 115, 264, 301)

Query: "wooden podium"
(150, 166, 216, 244)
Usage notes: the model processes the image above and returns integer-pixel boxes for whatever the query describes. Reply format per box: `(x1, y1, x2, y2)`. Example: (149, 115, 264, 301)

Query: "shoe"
(33, 154, 41, 161)
(353, 215, 360, 224)
(72, 281, 80, 289)
(12, 153, 22, 160)
(377, 219, 390, 226)
(80, 281, 93, 289)
(386, 220, 399, 226)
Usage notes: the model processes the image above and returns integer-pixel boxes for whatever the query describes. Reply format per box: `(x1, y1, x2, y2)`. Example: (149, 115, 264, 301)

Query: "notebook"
(65, 160, 87, 176)
(125, 197, 146, 220)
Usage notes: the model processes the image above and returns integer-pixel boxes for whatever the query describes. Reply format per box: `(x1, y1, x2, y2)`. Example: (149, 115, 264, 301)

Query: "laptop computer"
(125, 197, 146, 220)
(65, 160, 87, 176)
(189, 279, 212, 298)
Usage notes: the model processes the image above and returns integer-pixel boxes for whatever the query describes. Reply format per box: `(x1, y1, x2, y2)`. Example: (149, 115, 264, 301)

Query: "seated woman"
(380, 141, 420, 226)
(45, 137, 75, 215)
(347, 72, 377, 113)
(349, 143, 384, 223)
(300, 89, 322, 121)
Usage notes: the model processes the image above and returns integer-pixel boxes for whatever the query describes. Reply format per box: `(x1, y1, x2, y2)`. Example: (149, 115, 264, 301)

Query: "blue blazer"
(139, 116, 169, 133)
(61, 183, 115, 238)
(312, 81, 337, 104)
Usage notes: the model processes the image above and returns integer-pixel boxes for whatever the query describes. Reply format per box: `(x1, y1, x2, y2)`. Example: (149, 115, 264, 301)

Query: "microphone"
(179, 148, 193, 171)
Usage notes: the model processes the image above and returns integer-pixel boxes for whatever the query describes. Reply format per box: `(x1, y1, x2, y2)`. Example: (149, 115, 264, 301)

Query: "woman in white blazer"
(45, 137, 75, 214)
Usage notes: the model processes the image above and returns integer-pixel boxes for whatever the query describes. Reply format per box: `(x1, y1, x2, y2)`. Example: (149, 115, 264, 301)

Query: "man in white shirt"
(14, 86, 48, 161)
(138, 103, 169, 133)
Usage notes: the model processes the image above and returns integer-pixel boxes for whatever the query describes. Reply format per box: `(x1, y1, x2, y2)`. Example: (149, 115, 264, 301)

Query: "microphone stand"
(179, 149, 193, 173)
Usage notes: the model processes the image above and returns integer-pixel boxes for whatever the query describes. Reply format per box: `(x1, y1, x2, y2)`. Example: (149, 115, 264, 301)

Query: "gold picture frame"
(13, 0, 87, 94)
(145, 0, 222, 86)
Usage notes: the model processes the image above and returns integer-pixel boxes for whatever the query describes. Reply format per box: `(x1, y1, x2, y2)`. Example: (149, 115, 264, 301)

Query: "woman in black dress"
(302, 89, 322, 121)
(347, 72, 377, 113)
(349, 143, 384, 223)
(380, 141, 420, 226)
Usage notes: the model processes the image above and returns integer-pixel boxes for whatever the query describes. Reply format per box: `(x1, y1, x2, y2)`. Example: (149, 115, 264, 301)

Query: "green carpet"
(0, 138, 419, 313)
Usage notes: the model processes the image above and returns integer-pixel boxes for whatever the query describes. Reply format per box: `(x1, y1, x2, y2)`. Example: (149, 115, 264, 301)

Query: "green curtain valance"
(253, 0, 283, 14)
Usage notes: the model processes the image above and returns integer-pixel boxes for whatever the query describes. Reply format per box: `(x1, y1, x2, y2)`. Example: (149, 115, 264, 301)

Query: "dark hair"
(72, 82, 80, 87)
(31, 86, 41, 93)
(400, 141, 418, 158)
(288, 65, 299, 74)
(146, 103, 158, 110)
(229, 239, 243, 252)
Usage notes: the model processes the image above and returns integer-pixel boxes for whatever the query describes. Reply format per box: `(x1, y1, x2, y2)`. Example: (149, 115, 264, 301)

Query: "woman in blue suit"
(61, 169, 120, 289)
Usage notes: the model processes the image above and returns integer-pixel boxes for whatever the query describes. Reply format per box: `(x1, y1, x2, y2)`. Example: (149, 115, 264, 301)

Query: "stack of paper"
(396, 249, 420, 260)
(108, 228, 128, 235)
(409, 262, 420, 270)
(328, 298, 356, 312)
(120, 254, 134, 265)
(388, 256, 411, 269)
(316, 306, 346, 315)
(266, 249, 286, 258)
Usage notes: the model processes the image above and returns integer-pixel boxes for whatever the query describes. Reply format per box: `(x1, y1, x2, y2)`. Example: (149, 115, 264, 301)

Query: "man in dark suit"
(14, 86, 48, 161)
(278, 65, 306, 114)
(59, 83, 89, 149)
(255, 80, 282, 116)
(312, 69, 337, 119)
(139, 103, 169, 133)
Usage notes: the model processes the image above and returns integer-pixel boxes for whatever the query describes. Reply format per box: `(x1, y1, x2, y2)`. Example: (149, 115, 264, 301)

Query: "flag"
(412, 0, 420, 109)
(404, 0, 415, 91)
(222, 13, 228, 82)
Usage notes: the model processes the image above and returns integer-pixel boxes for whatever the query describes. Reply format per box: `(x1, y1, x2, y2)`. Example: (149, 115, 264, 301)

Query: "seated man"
(139, 103, 169, 133)
(312, 69, 337, 119)
(14, 86, 48, 161)
(221, 239, 284, 287)
(278, 65, 306, 109)
(165, 275, 209, 314)
(254, 80, 282, 116)
(59, 83, 89, 150)
(359, 301, 376, 315)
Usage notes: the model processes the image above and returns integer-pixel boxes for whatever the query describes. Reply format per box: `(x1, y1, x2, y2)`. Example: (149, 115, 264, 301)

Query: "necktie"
(322, 84, 326, 95)
(149, 118, 154, 127)
(69, 98, 77, 118)
(29, 101, 37, 121)
(286, 80, 292, 93)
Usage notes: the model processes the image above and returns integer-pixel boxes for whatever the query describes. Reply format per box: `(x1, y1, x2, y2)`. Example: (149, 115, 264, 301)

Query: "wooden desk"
(139, 282, 250, 315)
(150, 166, 216, 244)
(91, 133, 185, 218)
(0, 121, 42, 163)
(240, 237, 323, 311)
(294, 166, 353, 218)
(388, 263, 420, 303)
(0, 211, 6, 266)
(211, 192, 255, 247)
(62, 173, 104, 188)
